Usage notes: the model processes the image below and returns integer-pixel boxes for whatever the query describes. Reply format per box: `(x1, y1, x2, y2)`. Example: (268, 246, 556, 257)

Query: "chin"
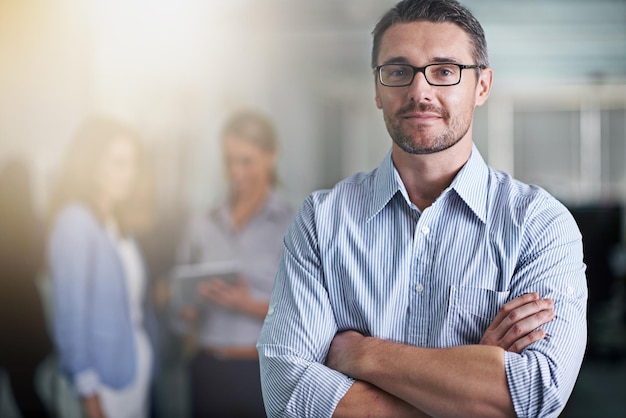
(232, 185, 252, 196)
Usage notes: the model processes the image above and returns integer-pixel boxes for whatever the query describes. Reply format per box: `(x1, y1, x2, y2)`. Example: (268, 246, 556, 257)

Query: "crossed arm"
(326, 293, 554, 418)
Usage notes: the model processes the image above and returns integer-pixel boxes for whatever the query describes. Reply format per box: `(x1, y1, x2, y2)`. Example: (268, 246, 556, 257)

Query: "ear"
(474, 67, 493, 107)
(374, 70, 383, 109)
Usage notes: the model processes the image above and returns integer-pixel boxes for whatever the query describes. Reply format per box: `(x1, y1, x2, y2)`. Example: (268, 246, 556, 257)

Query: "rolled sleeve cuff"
(259, 344, 354, 418)
(285, 362, 354, 417)
(73, 369, 101, 397)
(504, 350, 564, 418)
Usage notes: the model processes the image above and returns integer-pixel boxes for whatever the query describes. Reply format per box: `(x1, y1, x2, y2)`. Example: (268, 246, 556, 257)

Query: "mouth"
(400, 112, 442, 120)
(400, 112, 443, 127)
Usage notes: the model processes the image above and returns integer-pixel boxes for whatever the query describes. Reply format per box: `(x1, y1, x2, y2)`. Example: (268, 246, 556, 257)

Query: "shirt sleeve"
(74, 369, 101, 397)
(257, 196, 355, 418)
(48, 206, 99, 395)
(504, 197, 587, 418)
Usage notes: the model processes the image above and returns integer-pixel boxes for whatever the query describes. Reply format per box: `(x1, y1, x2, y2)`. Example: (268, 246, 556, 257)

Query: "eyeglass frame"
(375, 63, 486, 87)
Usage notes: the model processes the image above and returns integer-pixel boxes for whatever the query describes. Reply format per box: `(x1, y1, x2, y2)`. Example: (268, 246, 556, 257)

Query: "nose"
(407, 70, 434, 102)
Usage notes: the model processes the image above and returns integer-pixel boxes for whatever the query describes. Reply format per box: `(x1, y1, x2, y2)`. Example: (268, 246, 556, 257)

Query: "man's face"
(374, 21, 492, 155)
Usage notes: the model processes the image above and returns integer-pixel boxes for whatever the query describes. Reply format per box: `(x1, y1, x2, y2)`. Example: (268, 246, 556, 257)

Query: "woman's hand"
(197, 277, 250, 310)
(179, 306, 199, 322)
(83, 394, 106, 418)
(197, 277, 269, 318)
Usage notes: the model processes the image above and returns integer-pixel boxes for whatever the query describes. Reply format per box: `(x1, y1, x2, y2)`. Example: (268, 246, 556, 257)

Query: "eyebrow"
(430, 56, 461, 64)
(381, 56, 411, 65)
(380, 56, 462, 66)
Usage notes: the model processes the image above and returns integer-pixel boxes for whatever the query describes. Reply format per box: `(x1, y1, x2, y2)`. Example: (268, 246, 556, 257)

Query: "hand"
(480, 292, 554, 353)
(153, 278, 171, 308)
(83, 394, 106, 418)
(197, 277, 251, 311)
(326, 330, 366, 378)
(179, 306, 198, 322)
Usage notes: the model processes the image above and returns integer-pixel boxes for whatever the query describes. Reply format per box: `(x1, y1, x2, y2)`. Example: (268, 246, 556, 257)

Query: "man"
(257, 1, 587, 417)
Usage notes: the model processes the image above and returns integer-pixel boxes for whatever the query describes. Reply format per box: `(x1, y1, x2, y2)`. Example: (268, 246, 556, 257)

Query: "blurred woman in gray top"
(173, 110, 294, 417)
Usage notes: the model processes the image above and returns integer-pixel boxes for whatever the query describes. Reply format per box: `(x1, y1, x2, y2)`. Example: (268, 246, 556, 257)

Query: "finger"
(498, 298, 553, 332)
(198, 284, 228, 301)
(482, 297, 553, 347)
(198, 279, 228, 294)
(491, 297, 553, 337)
(506, 328, 548, 354)
(502, 292, 541, 312)
(499, 308, 555, 349)
(205, 285, 230, 299)
(486, 293, 540, 331)
(235, 278, 249, 290)
(210, 279, 232, 291)
(207, 277, 229, 287)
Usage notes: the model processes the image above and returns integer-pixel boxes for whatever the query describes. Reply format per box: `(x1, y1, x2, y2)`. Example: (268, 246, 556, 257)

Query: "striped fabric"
(257, 145, 587, 418)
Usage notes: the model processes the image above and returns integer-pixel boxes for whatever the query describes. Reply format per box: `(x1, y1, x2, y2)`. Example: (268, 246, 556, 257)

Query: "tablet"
(170, 260, 241, 306)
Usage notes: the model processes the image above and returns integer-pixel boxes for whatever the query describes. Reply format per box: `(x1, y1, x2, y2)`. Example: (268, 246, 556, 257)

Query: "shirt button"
(267, 306, 275, 315)
(421, 226, 430, 235)
(415, 283, 424, 292)
(566, 286, 574, 296)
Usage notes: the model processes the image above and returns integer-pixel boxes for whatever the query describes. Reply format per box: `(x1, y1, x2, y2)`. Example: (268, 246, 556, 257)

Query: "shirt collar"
(449, 144, 489, 223)
(213, 189, 287, 226)
(368, 150, 402, 221)
(368, 144, 489, 223)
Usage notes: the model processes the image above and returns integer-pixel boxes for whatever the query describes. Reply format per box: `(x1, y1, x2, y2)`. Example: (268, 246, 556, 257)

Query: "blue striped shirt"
(257, 146, 587, 418)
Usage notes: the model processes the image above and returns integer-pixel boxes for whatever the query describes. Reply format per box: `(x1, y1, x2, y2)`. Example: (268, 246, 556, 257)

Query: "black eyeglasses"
(375, 63, 484, 87)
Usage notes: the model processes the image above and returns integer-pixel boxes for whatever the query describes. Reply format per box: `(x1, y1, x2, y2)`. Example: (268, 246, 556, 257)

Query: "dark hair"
(371, 0, 489, 69)
(47, 116, 151, 235)
(221, 109, 279, 185)
(0, 160, 40, 264)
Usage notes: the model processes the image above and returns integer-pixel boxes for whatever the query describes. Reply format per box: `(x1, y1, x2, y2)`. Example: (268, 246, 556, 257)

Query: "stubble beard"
(385, 101, 472, 155)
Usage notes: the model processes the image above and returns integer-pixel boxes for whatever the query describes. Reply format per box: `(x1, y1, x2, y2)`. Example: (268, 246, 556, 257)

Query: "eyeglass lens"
(379, 64, 462, 86)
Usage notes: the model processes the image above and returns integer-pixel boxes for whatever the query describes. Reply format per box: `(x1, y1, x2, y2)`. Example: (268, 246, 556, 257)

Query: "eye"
(382, 65, 408, 78)
(382, 65, 412, 80)
(433, 66, 457, 77)
(379, 65, 414, 86)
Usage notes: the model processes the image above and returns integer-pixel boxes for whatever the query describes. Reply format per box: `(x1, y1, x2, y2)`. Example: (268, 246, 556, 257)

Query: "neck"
(391, 139, 472, 211)
(95, 195, 116, 225)
(230, 183, 271, 229)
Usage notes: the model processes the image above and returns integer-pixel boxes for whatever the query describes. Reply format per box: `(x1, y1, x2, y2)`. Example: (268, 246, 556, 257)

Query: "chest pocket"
(442, 285, 510, 347)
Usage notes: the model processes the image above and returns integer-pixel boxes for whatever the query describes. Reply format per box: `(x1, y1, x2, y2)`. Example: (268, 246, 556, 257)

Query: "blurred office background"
(1, 0, 625, 416)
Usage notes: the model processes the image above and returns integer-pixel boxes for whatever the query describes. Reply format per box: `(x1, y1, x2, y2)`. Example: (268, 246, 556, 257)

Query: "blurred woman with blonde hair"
(174, 109, 294, 417)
